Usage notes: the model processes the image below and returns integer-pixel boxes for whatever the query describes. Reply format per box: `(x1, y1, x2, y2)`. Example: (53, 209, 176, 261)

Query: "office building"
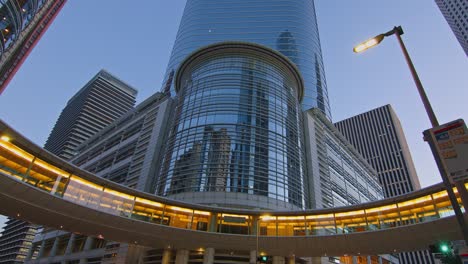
(335, 105, 433, 264)
(44, 69, 137, 160)
(162, 0, 331, 117)
(0, 0, 67, 94)
(304, 108, 383, 210)
(0, 219, 38, 264)
(335, 105, 420, 197)
(26, 93, 174, 264)
(435, 0, 468, 56)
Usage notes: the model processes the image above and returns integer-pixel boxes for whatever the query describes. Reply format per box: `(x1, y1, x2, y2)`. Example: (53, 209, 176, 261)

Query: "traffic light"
(429, 241, 452, 255)
(258, 256, 270, 263)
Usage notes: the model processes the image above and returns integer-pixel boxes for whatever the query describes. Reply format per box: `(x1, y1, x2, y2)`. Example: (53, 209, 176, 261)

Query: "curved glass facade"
(162, 0, 331, 118)
(156, 43, 307, 209)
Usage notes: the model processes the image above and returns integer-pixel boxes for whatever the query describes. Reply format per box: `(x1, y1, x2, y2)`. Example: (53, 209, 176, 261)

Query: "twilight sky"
(0, 1, 466, 230)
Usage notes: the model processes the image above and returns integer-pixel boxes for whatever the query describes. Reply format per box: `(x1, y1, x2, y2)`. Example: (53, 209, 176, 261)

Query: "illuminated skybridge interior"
(0, 120, 466, 257)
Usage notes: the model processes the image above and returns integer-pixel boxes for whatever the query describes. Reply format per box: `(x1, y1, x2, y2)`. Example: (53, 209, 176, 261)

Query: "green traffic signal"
(440, 244, 449, 253)
(261, 256, 268, 261)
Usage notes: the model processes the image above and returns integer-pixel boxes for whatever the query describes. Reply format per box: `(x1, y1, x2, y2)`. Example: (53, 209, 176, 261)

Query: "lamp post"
(354, 25, 468, 244)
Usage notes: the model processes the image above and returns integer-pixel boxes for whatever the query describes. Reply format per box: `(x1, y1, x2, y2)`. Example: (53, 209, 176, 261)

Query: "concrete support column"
(78, 237, 95, 264)
(203, 248, 214, 264)
(378, 256, 383, 264)
(272, 256, 285, 264)
(49, 236, 60, 257)
(250, 250, 257, 264)
(83, 236, 95, 251)
(175, 249, 189, 264)
(287, 255, 295, 264)
(208, 213, 218, 232)
(162, 249, 172, 264)
(65, 233, 76, 255)
(352, 256, 358, 264)
(367, 256, 371, 264)
(37, 240, 46, 259)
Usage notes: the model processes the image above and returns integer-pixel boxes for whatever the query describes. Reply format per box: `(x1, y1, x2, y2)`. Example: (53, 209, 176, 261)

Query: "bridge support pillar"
(37, 240, 46, 259)
(208, 213, 218, 232)
(366, 256, 371, 264)
(49, 236, 60, 257)
(203, 248, 214, 264)
(250, 250, 257, 264)
(65, 233, 76, 255)
(272, 256, 285, 264)
(352, 256, 357, 264)
(175, 249, 189, 264)
(162, 249, 172, 264)
(83, 236, 94, 251)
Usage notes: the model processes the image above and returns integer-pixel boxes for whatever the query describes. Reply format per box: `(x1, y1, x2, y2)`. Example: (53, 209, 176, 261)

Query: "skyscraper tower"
(435, 0, 468, 56)
(335, 105, 431, 264)
(162, 0, 331, 117)
(0, 218, 38, 264)
(44, 70, 137, 160)
(335, 105, 421, 198)
(156, 42, 307, 210)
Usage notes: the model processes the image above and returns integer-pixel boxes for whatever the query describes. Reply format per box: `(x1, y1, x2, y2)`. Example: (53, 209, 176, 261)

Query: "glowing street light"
(353, 34, 384, 53)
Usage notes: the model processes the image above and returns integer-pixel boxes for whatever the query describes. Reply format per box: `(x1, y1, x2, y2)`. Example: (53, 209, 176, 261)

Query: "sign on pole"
(427, 119, 468, 183)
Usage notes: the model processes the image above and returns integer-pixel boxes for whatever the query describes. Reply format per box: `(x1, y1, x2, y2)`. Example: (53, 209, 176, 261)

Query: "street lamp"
(354, 25, 468, 244)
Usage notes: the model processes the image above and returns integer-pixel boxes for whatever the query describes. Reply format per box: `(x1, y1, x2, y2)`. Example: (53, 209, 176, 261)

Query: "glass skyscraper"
(156, 42, 307, 210)
(162, 0, 331, 118)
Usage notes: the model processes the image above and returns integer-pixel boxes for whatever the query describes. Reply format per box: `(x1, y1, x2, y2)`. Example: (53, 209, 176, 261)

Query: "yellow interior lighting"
(69, 177, 103, 191)
(193, 210, 210, 216)
(104, 189, 135, 200)
(34, 158, 69, 178)
(0, 141, 34, 161)
(398, 195, 432, 208)
(260, 215, 275, 221)
(276, 216, 305, 221)
(222, 213, 248, 219)
(305, 214, 334, 220)
(0, 135, 10, 142)
(135, 197, 163, 208)
(335, 210, 365, 218)
(167, 206, 193, 214)
(366, 204, 397, 213)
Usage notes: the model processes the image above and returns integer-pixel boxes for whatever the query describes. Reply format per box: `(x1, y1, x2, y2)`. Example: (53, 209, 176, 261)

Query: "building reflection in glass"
(157, 43, 307, 209)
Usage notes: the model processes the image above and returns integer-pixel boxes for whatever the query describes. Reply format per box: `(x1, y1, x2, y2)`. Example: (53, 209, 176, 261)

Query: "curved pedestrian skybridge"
(0, 120, 465, 256)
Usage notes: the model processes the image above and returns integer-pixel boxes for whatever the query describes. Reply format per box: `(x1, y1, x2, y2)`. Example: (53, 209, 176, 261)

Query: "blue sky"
(0, 1, 466, 230)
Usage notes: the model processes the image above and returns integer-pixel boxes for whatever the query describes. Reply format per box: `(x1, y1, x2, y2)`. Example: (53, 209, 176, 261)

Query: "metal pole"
(256, 218, 259, 264)
(393, 27, 468, 244)
(393, 27, 439, 128)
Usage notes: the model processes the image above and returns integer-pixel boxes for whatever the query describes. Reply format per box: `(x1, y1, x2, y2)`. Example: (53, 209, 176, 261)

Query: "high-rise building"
(335, 105, 420, 197)
(44, 69, 137, 160)
(1, 69, 137, 264)
(335, 105, 433, 264)
(435, 0, 468, 56)
(0, 0, 67, 94)
(162, 0, 331, 117)
(0, 218, 38, 264)
(26, 93, 175, 264)
(156, 42, 308, 210)
(304, 109, 383, 210)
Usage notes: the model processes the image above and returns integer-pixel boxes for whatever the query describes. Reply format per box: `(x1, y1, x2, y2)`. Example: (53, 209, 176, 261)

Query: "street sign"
(427, 119, 468, 183)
